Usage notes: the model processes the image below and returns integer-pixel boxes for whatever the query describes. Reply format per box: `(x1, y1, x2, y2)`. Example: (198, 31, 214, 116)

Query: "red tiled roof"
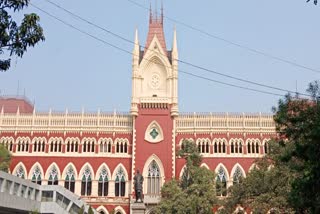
(0, 97, 34, 114)
(144, 15, 167, 55)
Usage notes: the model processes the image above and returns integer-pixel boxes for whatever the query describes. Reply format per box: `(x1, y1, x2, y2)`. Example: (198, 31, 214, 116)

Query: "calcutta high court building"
(0, 8, 276, 214)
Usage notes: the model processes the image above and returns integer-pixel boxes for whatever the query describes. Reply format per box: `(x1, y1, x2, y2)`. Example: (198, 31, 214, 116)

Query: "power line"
(30, 3, 296, 98)
(125, 0, 320, 74)
(42, 0, 310, 97)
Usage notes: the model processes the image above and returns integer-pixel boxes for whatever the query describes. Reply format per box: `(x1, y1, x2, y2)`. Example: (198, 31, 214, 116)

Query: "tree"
(0, 0, 45, 72)
(155, 140, 218, 214)
(272, 80, 320, 213)
(0, 144, 11, 172)
(306, 0, 317, 5)
(223, 141, 294, 213)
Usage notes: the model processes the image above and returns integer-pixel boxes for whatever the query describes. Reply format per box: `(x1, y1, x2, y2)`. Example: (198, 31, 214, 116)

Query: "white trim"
(215, 163, 230, 180)
(114, 206, 126, 214)
(142, 154, 165, 194)
(28, 162, 45, 180)
(12, 162, 28, 178)
(61, 162, 78, 179)
(79, 163, 95, 180)
(45, 162, 61, 180)
(230, 163, 246, 179)
(95, 163, 111, 180)
(144, 120, 164, 143)
(96, 206, 109, 214)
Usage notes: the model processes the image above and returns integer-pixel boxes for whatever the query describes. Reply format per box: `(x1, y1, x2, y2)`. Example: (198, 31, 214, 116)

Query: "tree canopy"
(0, 0, 45, 72)
(0, 144, 11, 172)
(155, 139, 218, 214)
(224, 81, 320, 213)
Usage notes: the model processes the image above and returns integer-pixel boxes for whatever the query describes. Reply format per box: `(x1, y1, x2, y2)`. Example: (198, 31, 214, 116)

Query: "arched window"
(66, 138, 79, 153)
(98, 168, 109, 196)
(115, 139, 128, 154)
(232, 166, 243, 185)
(115, 167, 126, 197)
(48, 166, 59, 185)
(16, 138, 29, 152)
(83, 138, 95, 153)
(64, 166, 75, 193)
(213, 139, 226, 154)
(81, 166, 92, 196)
(216, 166, 227, 197)
(147, 160, 161, 194)
(231, 139, 243, 154)
(31, 166, 42, 185)
(99, 138, 112, 153)
(16, 165, 25, 179)
(264, 141, 269, 154)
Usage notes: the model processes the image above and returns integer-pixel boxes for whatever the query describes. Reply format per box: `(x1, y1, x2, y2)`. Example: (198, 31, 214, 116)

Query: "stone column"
(131, 203, 146, 214)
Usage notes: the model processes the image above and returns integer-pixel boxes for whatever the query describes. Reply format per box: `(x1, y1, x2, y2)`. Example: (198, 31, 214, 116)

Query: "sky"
(0, 0, 319, 113)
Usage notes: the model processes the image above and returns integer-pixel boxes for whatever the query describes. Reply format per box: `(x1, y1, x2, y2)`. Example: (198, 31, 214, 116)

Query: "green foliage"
(224, 144, 294, 213)
(272, 80, 320, 213)
(156, 139, 217, 214)
(88, 206, 94, 214)
(78, 205, 84, 214)
(306, 0, 317, 5)
(0, 0, 45, 71)
(225, 81, 320, 213)
(0, 144, 11, 172)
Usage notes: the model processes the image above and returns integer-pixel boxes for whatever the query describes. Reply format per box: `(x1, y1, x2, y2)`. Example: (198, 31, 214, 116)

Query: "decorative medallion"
(150, 128, 159, 139)
(150, 73, 160, 89)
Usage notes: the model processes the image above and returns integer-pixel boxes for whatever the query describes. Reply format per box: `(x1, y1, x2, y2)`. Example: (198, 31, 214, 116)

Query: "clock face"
(150, 73, 160, 89)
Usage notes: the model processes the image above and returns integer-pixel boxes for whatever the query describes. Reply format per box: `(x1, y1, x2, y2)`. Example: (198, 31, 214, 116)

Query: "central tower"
(130, 6, 179, 209)
(130, 7, 178, 117)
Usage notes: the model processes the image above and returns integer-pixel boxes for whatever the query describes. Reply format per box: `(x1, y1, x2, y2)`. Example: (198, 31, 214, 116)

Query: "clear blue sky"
(1, 0, 319, 113)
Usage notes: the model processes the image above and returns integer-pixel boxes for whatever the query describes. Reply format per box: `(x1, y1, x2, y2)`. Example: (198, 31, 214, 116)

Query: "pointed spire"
(133, 27, 140, 55)
(172, 26, 178, 59)
(149, 3, 152, 24)
(161, 1, 164, 24)
(1, 106, 4, 115)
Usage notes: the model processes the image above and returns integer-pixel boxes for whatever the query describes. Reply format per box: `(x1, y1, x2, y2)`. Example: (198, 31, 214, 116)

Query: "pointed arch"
(230, 163, 246, 185)
(96, 163, 111, 197)
(142, 155, 165, 194)
(62, 163, 77, 193)
(12, 162, 27, 179)
(248, 163, 258, 172)
(32, 137, 47, 152)
(28, 162, 44, 185)
(79, 163, 94, 196)
(114, 206, 126, 214)
(144, 120, 164, 143)
(112, 164, 128, 197)
(200, 163, 210, 169)
(62, 162, 78, 179)
(178, 164, 187, 179)
(45, 162, 61, 185)
(215, 163, 229, 197)
(96, 206, 109, 214)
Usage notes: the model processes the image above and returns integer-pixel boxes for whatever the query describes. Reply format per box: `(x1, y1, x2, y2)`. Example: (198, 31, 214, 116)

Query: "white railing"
(0, 110, 133, 133)
(176, 112, 276, 133)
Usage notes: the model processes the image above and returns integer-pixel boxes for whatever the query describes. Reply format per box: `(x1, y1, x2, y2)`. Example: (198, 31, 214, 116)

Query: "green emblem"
(150, 128, 159, 139)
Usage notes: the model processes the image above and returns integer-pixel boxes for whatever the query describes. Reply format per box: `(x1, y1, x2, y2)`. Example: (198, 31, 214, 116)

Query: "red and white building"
(0, 11, 276, 214)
